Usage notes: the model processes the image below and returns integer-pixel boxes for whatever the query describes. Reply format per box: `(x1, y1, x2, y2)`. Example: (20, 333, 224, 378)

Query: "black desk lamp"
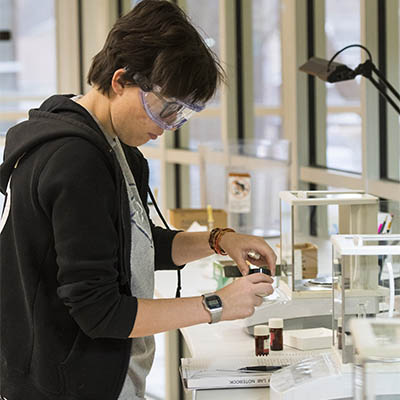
(299, 44, 400, 115)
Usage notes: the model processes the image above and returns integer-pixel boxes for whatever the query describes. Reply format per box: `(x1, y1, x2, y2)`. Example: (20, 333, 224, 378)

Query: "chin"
(118, 136, 143, 147)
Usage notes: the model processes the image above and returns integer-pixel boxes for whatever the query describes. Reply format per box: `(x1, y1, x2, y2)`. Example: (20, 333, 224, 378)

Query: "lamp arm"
(367, 75, 400, 115)
(370, 62, 400, 102)
(355, 59, 400, 115)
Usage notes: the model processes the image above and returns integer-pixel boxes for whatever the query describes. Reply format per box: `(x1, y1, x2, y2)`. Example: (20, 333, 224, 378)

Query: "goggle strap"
(133, 73, 152, 92)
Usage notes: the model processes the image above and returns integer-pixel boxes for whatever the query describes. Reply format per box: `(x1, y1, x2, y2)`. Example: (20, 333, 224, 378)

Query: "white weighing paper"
(284, 328, 333, 350)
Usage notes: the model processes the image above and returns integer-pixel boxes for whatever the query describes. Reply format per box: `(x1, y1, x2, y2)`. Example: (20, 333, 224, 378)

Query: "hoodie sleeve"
(37, 138, 137, 339)
(150, 222, 185, 271)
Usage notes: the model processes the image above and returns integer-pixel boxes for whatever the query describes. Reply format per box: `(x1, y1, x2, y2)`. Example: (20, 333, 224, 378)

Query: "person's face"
(109, 69, 165, 147)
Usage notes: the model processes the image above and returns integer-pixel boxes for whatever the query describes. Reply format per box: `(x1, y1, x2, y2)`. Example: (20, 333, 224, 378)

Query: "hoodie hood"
(0, 95, 112, 194)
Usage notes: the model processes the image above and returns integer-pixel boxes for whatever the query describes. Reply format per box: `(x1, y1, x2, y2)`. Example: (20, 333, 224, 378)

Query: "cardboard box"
(168, 208, 228, 230)
(276, 242, 318, 279)
(294, 242, 318, 279)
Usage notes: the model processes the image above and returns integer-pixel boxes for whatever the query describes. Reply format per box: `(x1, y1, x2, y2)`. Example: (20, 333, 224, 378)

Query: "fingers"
(254, 295, 264, 307)
(246, 272, 274, 284)
(251, 248, 277, 275)
(264, 251, 277, 275)
(248, 281, 274, 309)
(236, 260, 250, 276)
(250, 256, 276, 276)
(254, 281, 274, 297)
(218, 233, 278, 276)
(216, 275, 274, 321)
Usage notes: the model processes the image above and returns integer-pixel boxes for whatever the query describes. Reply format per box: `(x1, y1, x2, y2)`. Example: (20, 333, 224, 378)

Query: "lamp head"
(299, 57, 356, 83)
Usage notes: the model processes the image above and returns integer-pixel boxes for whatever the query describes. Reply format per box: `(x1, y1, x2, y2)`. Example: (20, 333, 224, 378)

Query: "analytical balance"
(245, 190, 379, 333)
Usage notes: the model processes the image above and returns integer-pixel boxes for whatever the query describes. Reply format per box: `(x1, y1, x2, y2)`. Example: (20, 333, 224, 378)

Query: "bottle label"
(270, 332, 275, 344)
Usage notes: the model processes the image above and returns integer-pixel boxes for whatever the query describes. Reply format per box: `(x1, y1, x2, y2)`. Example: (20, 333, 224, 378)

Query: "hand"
(219, 232, 277, 276)
(216, 273, 274, 321)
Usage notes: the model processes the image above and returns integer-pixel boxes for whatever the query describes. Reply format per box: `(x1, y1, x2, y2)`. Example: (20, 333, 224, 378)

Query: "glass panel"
(333, 239, 390, 357)
(254, 115, 282, 141)
(280, 199, 293, 285)
(386, 114, 400, 182)
(378, 199, 400, 294)
(201, 155, 226, 210)
(188, 165, 201, 208)
(326, 112, 362, 173)
(252, 0, 281, 108)
(326, 185, 368, 236)
(181, 116, 221, 151)
(293, 203, 333, 284)
(200, 140, 289, 237)
(325, 0, 361, 107)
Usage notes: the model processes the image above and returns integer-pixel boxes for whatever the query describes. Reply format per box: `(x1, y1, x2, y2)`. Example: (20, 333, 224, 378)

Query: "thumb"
(235, 258, 250, 276)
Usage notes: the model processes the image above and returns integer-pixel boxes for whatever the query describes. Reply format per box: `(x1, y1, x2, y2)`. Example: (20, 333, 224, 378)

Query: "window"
(0, 0, 57, 210)
(252, 0, 282, 142)
(0, 0, 57, 137)
(385, 1, 400, 182)
(324, 0, 361, 173)
(181, 0, 221, 151)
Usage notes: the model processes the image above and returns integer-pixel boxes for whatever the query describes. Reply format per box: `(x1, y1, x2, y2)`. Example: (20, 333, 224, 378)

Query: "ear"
(111, 68, 127, 96)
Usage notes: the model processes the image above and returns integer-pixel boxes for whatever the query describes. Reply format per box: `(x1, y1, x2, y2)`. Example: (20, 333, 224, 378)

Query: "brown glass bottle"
(254, 325, 269, 356)
(269, 318, 283, 351)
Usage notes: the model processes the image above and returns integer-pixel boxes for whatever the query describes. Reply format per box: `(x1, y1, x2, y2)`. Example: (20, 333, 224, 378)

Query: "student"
(0, 1, 276, 399)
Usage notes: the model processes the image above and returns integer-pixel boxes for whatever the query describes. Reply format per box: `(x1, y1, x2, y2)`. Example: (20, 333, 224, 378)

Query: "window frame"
(297, 0, 400, 201)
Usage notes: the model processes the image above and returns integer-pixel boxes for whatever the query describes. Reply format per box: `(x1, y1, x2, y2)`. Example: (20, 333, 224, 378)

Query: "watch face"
(206, 295, 222, 309)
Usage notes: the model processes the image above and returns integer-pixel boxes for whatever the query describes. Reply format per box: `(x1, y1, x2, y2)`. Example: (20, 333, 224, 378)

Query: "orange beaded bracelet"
(208, 227, 235, 255)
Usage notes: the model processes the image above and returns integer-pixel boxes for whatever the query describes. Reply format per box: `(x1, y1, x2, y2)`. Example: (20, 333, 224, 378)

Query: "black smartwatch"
(202, 293, 223, 324)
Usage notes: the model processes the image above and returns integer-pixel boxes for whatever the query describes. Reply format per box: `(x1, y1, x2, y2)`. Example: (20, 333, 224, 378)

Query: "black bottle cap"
(249, 267, 271, 276)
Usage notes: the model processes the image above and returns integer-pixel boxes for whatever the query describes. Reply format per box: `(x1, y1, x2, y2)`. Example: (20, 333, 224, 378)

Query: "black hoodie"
(0, 95, 181, 400)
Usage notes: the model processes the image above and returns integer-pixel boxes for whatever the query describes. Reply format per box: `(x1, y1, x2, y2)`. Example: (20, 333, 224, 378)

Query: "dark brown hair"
(87, 0, 224, 103)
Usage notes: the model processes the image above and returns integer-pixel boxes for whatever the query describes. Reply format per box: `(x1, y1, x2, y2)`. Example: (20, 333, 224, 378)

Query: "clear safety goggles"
(139, 86, 205, 130)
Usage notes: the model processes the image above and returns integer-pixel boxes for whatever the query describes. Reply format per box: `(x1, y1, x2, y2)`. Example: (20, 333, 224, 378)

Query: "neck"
(76, 88, 115, 135)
